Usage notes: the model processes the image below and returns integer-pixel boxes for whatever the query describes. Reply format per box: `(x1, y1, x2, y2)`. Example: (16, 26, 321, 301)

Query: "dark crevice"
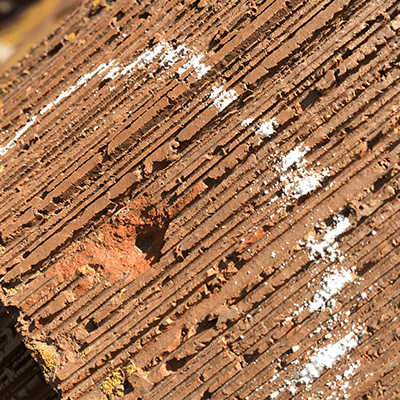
(136, 236, 154, 254)
(84, 319, 98, 333)
(106, 33, 120, 45)
(23, 250, 31, 259)
(373, 169, 394, 193)
(300, 90, 321, 109)
(115, 10, 125, 21)
(357, 260, 378, 276)
(47, 42, 63, 58)
(0, 304, 61, 400)
(196, 315, 218, 334)
(199, 389, 213, 400)
(98, 78, 110, 89)
(165, 354, 194, 372)
(124, 379, 134, 395)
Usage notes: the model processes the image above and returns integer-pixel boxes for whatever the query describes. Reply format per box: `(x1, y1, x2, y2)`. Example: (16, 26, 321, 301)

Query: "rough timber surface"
(1, 0, 400, 399)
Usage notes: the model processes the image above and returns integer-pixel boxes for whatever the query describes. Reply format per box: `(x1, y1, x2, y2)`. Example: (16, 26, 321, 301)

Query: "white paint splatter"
(256, 118, 278, 138)
(0, 116, 37, 156)
(241, 118, 254, 127)
(102, 64, 121, 81)
(210, 85, 223, 99)
(343, 361, 361, 379)
(281, 145, 309, 172)
(268, 331, 362, 398)
(307, 268, 353, 312)
(293, 332, 362, 385)
(295, 172, 326, 198)
(178, 53, 210, 79)
(53, 85, 77, 105)
(77, 62, 114, 86)
(111, 41, 209, 79)
(210, 87, 238, 112)
(307, 215, 351, 261)
(0, 41, 210, 158)
(292, 267, 354, 318)
(38, 61, 114, 118)
(325, 359, 361, 399)
(266, 140, 334, 208)
(121, 41, 167, 76)
(160, 44, 189, 68)
(39, 103, 53, 115)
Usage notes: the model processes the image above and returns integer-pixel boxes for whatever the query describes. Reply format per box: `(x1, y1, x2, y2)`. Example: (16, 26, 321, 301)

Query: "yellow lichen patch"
(125, 361, 136, 376)
(93, 0, 100, 6)
(65, 32, 76, 42)
(101, 368, 125, 398)
(0, 165, 5, 173)
(65, 290, 76, 303)
(79, 345, 93, 359)
(26, 341, 58, 381)
(3, 282, 25, 295)
(118, 288, 126, 298)
(78, 264, 96, 276)
(142, 369, 149, 377)
(0, 245, 5, 254)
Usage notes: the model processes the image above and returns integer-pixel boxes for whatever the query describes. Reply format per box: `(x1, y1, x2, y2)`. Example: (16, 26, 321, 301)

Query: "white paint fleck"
(53, 85, 77, 105)
(210, 85, 223, 100)
(210, 87, 238, 112)
(277, 145, 330, 202)
(343, 360, 361, 378)
(121, 41, 167, 75)
(292, 268, 354, 320)
(39, 103, 53, 115)
(307, 215, 351, 261)
(178, 53, 210, 79)
(77, 62, 113, 86)
(281, 145, 309, 171)
(241, 118, 254, 127)
(256, 118, 278, 138)
(160, 44, 188, 68)
(0, 116, 37, 156)
(307, 268, 353, 312)
(1, 41, 211, 157)
(292, 172, 325, 198)
(294, 332, 361, 385)
(102, 64, 121, 81)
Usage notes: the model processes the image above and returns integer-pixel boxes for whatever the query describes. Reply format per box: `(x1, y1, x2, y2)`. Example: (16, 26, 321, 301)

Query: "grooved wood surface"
(1, 0, 400, 399)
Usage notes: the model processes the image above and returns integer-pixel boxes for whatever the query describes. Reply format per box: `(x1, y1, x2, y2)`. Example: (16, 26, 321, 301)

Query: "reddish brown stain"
(24, 198, 157, 310)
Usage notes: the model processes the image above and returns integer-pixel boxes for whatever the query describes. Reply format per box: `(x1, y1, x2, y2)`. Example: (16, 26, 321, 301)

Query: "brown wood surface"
(1, 0, 400, 399)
